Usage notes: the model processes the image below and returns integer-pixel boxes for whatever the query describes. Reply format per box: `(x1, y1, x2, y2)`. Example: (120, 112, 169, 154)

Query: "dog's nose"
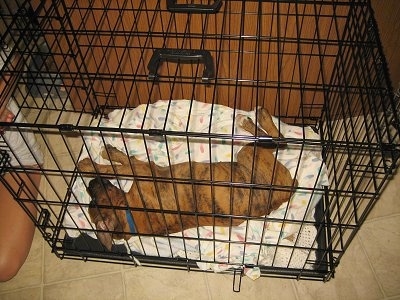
(88, 177, 111, 197)
(89, 200, 96, 208)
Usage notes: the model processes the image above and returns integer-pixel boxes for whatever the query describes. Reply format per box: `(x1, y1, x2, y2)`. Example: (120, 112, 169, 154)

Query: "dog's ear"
(88, 200, 115, 251)
(96, 219, 115, 251)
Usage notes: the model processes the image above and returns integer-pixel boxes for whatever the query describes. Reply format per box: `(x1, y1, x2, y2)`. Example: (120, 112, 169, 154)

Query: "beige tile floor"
(0, 111, 400, 299)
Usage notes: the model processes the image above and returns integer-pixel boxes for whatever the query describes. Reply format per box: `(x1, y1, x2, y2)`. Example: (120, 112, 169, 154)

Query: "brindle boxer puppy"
(78, 108, 298, 250)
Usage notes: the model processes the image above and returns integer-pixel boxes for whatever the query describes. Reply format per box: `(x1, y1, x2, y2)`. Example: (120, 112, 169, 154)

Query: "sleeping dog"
(77, 107, 298, 250)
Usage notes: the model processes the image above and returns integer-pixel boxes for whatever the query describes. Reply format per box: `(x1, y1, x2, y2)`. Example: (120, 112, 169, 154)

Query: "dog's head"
(87, 177, 127, 251)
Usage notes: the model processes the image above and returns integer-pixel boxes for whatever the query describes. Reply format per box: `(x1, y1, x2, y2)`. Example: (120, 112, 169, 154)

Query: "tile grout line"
(0, 286, 41, 296)
(363, 213, 400, 225)
(384, 295, 400, 300)
(41, 269, 124, 287)
(202, 272, 213, 300)
(121, 266, 128, 300)
(40, 229, 45, 299)
(290, 279, 301, 300)
(356, 233, 387, 299)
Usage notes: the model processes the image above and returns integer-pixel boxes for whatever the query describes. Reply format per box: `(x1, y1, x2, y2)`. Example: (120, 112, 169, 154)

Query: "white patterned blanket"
(66, 100, 329, 271)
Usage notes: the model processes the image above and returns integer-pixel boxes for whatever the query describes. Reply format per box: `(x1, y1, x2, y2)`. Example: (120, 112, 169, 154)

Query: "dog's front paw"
(101, 145, 130, 165)
(77, 157, 97, 173)
(100, 145, 119, 160)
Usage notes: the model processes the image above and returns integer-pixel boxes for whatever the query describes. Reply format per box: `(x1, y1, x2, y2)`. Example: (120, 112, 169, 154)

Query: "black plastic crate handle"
(148, 48, 215, 82)
(166, 0, 222, 13)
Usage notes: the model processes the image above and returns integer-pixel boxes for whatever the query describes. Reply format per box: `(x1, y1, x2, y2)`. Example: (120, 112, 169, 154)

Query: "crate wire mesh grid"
(1, 0, 399, 290)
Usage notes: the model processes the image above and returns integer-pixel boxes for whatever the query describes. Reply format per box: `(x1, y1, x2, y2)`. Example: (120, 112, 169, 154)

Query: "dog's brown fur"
(78, 108, 297, 250)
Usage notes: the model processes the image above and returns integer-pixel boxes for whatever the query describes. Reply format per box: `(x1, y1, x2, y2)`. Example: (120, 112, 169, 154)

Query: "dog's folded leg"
(77, 157, 131, 176)
(96, 219, 114, 251)
(100, 145, 130, 166)
(77, 157, 98, 173)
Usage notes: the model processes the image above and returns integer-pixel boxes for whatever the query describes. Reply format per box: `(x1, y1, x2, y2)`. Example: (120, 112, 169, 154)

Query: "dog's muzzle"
(87, 177, 112, 198)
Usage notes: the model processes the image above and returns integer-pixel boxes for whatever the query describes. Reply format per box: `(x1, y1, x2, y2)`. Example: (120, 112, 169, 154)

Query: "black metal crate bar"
(0, 0, 399, 287)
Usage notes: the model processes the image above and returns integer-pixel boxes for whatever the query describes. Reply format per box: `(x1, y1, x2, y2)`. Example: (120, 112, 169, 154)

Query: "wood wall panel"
(371, 0, 400, 89)
(33, 1, 395, 122)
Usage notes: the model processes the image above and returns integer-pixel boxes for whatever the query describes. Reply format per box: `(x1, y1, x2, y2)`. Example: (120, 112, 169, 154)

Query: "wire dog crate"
(1, 0, 399, 291)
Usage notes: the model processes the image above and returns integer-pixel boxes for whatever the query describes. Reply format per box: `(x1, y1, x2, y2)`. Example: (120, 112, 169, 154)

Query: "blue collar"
(125, 210, 136, 233)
